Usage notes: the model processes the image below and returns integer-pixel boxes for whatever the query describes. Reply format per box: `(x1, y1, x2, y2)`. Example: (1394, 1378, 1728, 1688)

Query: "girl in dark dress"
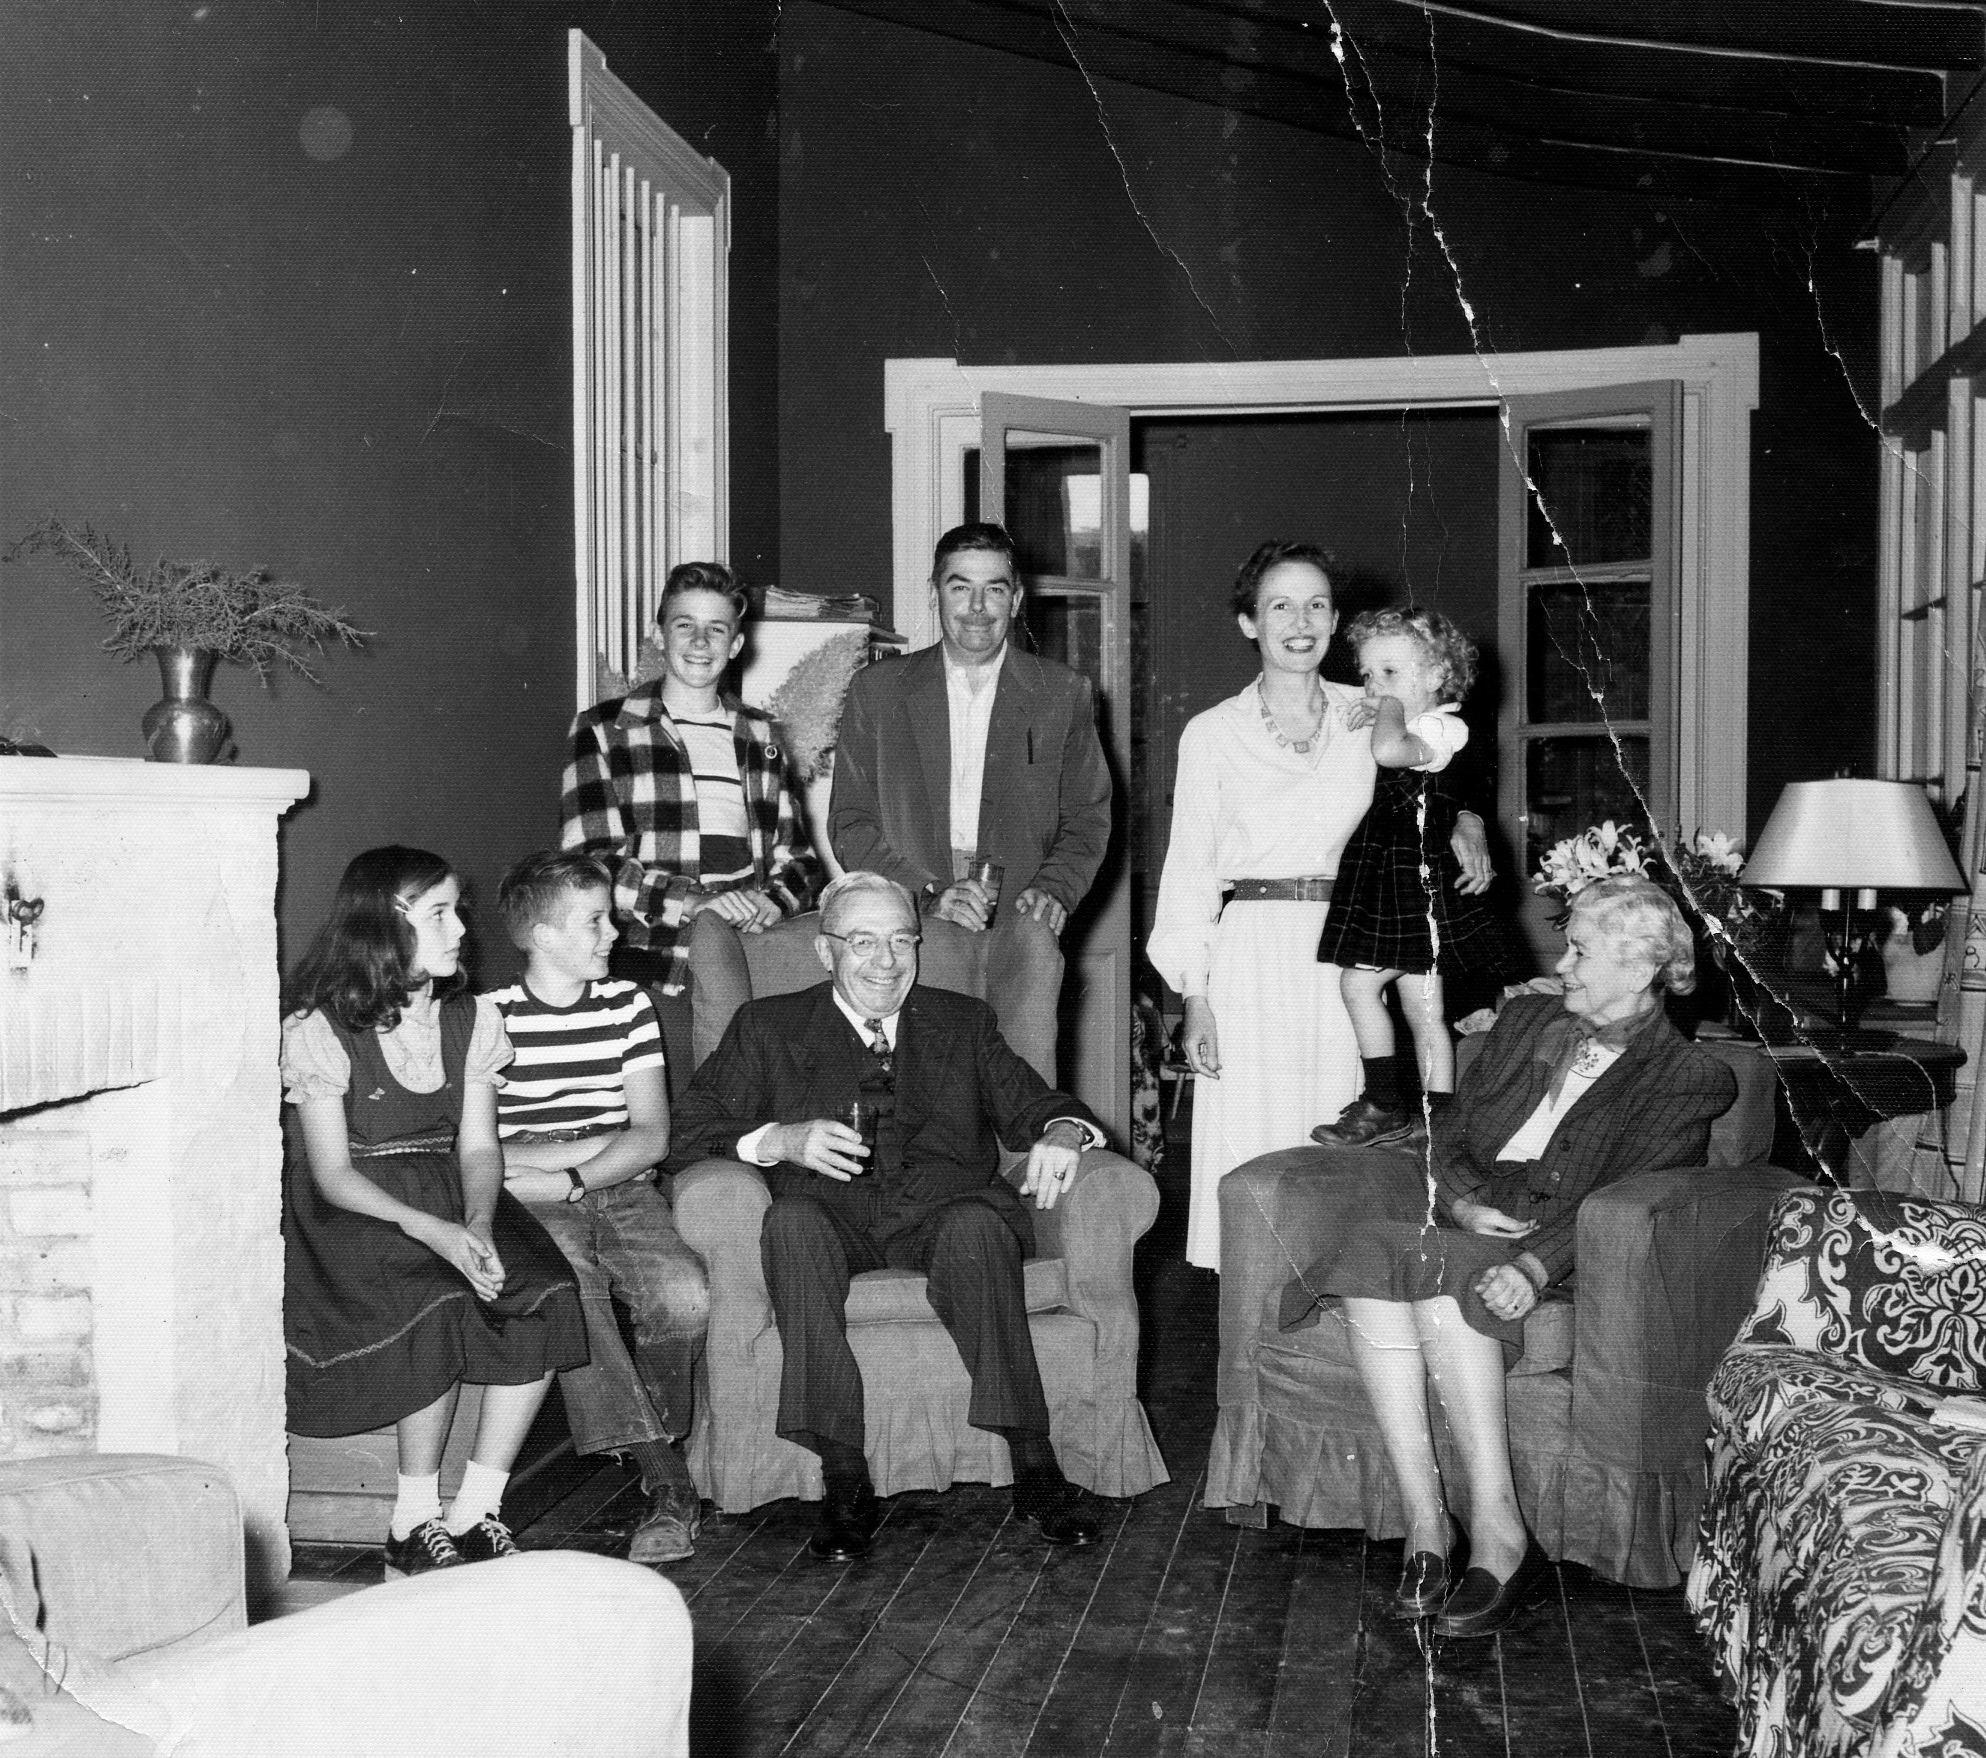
(1313, 607, 1507, 1147)
(282, 846, 587, 1578)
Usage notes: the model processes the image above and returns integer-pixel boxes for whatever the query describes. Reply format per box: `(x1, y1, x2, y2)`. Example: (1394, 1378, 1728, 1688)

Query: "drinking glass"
(843, 1099, 878, 1163)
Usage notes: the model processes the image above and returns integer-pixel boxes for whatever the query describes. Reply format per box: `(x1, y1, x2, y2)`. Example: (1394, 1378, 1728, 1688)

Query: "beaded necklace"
(1256, 678, 1326, 755)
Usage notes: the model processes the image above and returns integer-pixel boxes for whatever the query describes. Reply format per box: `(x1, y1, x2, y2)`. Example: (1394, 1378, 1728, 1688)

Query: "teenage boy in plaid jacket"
(561, 562, 819, 1083)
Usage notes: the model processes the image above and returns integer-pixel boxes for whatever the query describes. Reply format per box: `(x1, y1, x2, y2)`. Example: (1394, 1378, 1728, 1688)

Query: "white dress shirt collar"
(831, 989, 899, 1050)
(943, 645, 1007, 853)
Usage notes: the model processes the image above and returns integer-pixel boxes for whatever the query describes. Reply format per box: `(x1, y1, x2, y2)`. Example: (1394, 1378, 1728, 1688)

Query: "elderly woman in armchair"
(1274, 874, 1737, 1636)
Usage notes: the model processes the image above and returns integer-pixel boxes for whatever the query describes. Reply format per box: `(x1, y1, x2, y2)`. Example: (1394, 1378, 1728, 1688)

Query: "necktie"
(863, 1016, 893, 1079)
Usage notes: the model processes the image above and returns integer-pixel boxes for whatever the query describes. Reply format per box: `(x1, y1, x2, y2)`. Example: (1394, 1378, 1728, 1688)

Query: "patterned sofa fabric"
(1737, 1187, 1986, 1393)
(1688, 1188, 1986, 1758)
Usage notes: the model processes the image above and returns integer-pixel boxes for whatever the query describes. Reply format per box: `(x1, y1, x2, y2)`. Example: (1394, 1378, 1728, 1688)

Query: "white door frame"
(885, 334, 1758, 838)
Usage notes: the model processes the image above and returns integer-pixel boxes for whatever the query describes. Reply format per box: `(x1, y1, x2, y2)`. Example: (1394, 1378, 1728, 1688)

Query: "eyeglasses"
(822, 931, 922, 960)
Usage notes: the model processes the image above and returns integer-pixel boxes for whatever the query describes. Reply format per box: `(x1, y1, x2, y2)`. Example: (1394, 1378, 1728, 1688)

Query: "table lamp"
(1742, 778, 1966, 1033)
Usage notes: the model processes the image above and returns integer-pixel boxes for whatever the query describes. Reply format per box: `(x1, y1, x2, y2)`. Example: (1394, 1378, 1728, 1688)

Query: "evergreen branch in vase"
(6, 516, 370, 684)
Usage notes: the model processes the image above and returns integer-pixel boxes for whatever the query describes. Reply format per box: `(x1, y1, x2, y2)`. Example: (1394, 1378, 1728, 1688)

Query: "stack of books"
(760, 585, 879, 622)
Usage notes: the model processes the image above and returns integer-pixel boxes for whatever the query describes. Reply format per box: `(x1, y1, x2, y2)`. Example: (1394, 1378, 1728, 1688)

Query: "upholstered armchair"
(676, 912, 1170, 1512)
(1691, 1188, 1986, 1758)
(1205, 1029, 1802, 1588)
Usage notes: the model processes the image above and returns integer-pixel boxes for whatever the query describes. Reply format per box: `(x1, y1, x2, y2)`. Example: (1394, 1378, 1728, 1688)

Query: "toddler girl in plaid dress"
(1312, 608, 1506, 1147)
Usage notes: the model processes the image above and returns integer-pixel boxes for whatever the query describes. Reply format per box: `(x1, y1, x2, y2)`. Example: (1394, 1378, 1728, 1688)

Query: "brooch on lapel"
(366, 1087, 387, 1102)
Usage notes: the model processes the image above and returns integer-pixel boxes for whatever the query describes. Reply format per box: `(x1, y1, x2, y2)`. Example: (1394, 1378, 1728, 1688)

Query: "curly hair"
(1230, 540, 1335, 620)
(657, 560, 749, 625)
(1571, 875, 1698, 995)
(496, 849, 614, 952)
(1342, 605, 1479, 704)
(283, 845, 467, 1033)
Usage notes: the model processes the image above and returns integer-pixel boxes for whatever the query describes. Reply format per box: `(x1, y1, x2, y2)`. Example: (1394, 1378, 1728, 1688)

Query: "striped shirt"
(486, 978, 664, 1139)
(673, 712, 754, 887)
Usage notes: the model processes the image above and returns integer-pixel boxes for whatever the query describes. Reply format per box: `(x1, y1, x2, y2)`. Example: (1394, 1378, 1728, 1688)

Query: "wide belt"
(1226, 876, 1335, 904)
(506, 1122, 621, 1144)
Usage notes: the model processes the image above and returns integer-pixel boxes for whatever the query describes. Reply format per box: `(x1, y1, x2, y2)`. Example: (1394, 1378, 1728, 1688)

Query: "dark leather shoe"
(1434, 1536, 1550, 1638)
(1310, 1098, 1419, 1148)
(1013, 1477, 1100, 1547)
(1390, 1524, 1467, 1620)
(809, 1484, 882, 1562)
(628, 1483, 701, 1566)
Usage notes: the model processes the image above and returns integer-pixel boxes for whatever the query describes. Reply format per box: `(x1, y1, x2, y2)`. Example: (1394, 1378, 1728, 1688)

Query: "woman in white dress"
(1149, 543, 1493, 1270)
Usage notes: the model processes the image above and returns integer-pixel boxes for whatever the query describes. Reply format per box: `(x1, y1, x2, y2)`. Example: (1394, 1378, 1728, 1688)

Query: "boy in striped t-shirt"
(490, 850, 709, 1565)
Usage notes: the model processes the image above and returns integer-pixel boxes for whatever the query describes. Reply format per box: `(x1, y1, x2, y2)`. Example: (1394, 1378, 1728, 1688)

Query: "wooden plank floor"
(295, 1107, 1740, 1758)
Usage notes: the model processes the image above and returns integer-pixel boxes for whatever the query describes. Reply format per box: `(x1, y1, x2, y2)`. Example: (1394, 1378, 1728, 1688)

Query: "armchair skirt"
(675, 1145, 1169, 1512)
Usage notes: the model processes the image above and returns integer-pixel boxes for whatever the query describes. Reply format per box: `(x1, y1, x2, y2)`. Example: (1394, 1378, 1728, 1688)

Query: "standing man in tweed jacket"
(561, 561, 819, 1086)
(829, 522, 1111, 1085)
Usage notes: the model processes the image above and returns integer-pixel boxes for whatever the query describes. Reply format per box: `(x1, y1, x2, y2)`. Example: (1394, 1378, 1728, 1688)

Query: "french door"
(1498, 382, 1683, 966)
(981, 392, 1133, 1144)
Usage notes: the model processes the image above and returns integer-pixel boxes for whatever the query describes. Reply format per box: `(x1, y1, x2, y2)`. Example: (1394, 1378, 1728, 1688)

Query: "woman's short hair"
(283, 844, 465, 1032)
(657, 561, 748, 625)
(1570, 874, 1697, 995)
(1231, 540, 1334, 620)
(496, 849, 614, 951)
(819, 869, 916, 934)
(1342, 605, 1480, 704)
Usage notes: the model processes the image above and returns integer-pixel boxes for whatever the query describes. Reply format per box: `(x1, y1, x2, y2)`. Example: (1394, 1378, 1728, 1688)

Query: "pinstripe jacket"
(1431, 993, 1739, 1286)
(559, 683, 819, 994)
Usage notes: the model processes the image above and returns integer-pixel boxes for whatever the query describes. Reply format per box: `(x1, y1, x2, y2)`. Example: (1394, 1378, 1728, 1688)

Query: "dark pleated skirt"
(1277, 1153, 1532, 1352)
(1316, 768, 1510, 976)
(284, 1146, 589, 1438)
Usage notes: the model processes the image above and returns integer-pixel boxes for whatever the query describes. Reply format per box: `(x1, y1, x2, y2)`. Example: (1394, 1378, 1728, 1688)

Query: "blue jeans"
(524, 1179, 708, 1453)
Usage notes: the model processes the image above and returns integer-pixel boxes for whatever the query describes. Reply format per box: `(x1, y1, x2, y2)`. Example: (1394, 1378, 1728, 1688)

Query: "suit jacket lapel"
(978, 648, 1038, 854)
(794, 985, 850, 1094)
(893, 990, 959, 1138)
(906, 648, 953, 872)
(1544, 1013, 1673, 1150)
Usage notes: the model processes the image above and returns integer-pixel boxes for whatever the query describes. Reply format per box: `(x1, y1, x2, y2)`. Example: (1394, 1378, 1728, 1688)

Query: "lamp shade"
(1743, 779, 1966, 893)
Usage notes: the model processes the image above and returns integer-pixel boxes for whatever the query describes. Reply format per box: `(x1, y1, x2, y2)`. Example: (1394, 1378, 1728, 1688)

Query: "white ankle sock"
(389, 1472, 443, 1541)
(446, 1459, 511, 1534)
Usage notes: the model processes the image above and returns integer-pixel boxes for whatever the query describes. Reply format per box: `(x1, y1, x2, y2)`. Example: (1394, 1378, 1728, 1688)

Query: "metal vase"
(141, 646, 231, 763)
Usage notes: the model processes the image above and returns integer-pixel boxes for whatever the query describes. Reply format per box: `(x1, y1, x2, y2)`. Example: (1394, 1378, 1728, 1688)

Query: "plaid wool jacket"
(559, 683, 819, 994)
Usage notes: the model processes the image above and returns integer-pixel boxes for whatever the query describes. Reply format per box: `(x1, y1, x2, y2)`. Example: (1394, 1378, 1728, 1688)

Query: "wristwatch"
(564, 1168, 587, 1204)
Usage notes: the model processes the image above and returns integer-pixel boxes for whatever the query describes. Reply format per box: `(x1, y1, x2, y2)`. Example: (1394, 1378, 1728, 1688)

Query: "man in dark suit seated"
(668, 869, 1105, 1560)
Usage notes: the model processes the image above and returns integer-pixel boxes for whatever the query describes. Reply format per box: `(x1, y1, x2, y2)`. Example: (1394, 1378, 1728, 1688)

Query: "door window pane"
(1028, 593, 1104, 684)
(1525, 425, 1652, 567)
(964, 452, 1149, 588)
(1526, 579, 1651, 722)
(1525, 735, 1650, 873)
(1002, 434, 1105, 579)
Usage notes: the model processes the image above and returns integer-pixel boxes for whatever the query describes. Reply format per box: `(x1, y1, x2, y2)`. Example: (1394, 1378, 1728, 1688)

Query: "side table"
(1764, 1034, 1967, 1186)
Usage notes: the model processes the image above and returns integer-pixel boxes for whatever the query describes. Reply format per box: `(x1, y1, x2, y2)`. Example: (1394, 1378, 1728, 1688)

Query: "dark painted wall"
(2, 1, 780, 965)
(777, 1, 1879, 847)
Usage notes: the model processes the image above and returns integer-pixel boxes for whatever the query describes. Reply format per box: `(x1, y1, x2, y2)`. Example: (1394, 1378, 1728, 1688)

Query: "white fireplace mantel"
(0, 754, 308, 1595)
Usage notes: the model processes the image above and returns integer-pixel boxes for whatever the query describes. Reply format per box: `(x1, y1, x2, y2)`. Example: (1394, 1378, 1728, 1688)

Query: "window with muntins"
(569, 29, 729, 705)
